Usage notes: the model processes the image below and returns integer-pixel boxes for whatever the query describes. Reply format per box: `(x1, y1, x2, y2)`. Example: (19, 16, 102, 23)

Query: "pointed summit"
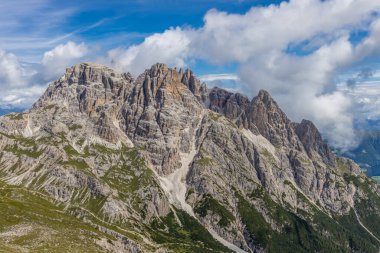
(134, 63, 207, 103)
(245, 90, 294, 146)
(257, 89, 274, 104)
(147, 63, 170, 78)
(295, 119, 334, 165)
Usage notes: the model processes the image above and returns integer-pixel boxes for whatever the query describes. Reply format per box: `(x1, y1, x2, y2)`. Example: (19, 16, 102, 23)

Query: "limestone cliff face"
(120, 63, 205, 175)
(0, 62, 379, 253)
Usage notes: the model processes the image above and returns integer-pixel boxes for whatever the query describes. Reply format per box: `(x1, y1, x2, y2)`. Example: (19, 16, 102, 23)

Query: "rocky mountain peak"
(33, 62, 134, 123)
(294, 119, 335, 165)
(256, 89, 274, 104)
(244, 89, 297, 148)
(144, 63, 170, 79)
(142, 63, 185, 83)
(63, 62, 133, 87)
(127, 64, 207, 112)
(208, 87, 250, 121)
(251, 89, 282, 115)
(180, 68, 207, 98)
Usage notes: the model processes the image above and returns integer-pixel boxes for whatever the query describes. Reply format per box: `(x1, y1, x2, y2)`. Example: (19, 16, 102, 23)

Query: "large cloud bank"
(107, 0, 380, 150)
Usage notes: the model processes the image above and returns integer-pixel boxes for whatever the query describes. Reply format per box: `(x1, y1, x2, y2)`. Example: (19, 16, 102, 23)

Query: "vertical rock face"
(120, 63, 205, 175)
(0, 62, 379, 253)
(294, 119, 335, 165)
(207, 89, 303, 150)
(35, 63, 133, 115)
(246, 90, 302, 149)
(208, 87, 250, 121)
(33, 63, 134, 144)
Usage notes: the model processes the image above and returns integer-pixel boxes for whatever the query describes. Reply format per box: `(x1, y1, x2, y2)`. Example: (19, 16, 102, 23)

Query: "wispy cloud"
(199, 73, 239, 82)
(0, 85, 47, 109)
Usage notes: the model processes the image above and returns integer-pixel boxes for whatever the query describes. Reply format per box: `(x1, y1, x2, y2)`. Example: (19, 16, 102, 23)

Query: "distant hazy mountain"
(355, 119, 380, 132)
(343, 131, 380, 179)
(1, 63, 380, 252)
(0, 107, 24, 116)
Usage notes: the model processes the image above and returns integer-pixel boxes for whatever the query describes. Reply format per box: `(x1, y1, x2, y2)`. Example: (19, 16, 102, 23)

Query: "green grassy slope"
(0, 181, 112, 253)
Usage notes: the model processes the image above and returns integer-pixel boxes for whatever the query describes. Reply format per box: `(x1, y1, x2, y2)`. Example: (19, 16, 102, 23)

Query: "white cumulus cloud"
(199, 74, 240, 82)
(106, 27, 191, 76)
(0, 49, 25, 88)
(191, 0, 380, 64)
(41, 41, 89, 80)
(0, 42, 89, 109)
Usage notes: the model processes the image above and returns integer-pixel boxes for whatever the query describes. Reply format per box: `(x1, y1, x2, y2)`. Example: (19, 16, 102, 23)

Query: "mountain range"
(343, 131, 380, 179)
(1, 62, 380, 252)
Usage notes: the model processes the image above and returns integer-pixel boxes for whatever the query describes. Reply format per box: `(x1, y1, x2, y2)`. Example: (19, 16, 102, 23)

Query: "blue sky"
(2, 0, 276, 63)
(2, 0, 380, 149)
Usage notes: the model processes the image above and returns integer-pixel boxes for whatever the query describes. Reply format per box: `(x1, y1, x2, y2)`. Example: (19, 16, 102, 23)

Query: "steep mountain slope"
(1, 62, 380, 252)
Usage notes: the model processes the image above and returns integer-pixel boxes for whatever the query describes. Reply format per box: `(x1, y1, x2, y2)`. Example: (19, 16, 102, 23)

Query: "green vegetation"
(63, 145, 80, 156)
(76, 138, 86, 146)
(98, 144, 157, 216)
(5, 113, 24, 120)
(59, 159, 89, 170)
(0, 132, 37, 147)
(236, 192, 272, 246)
(0, 132, 43, 159)
(298, 156, 312, 166)
(208, 112, 222, 121)
(43, 104, 56, 110)
(68, 124, 82, 131)
(260, 148, 276, 164)
(197, 157, 213, 166)
(335, 158, 352, 175)
(249, 186, 295, 223)
(327, 210, 379, 253)
(103, 163, 153, 194)
(35, 135, 61, 146)
(149, 208, 231, 252)
(345, 174, 380, 241)
(267, 212, 352, 253)
(284, 180, 310, 204)
(0, 182, 112, 252)
(4, 145, 42, 159)
(343, 173, 362, 187)
(194, 194, 234, 227)
(236, 184, 380, 253)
